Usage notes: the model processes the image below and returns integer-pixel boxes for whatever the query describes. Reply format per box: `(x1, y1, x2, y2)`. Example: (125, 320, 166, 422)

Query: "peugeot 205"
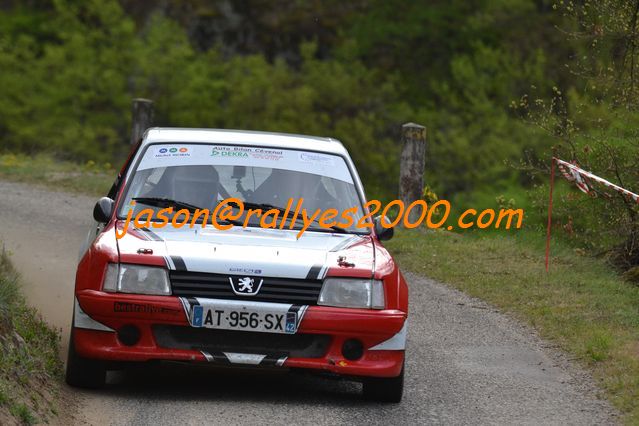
(67, 128, 408, 402)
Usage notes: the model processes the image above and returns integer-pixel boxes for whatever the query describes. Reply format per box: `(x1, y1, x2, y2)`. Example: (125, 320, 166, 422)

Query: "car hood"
(115, 222, 375, 280)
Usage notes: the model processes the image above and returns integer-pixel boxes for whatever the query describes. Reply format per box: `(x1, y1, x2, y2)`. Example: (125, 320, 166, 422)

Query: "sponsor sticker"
(138, 144, 353, 183)
(229, 267, 263, 275)
(251, 148, 284, 161)
(211, 146, 249, 158)
(299, 152, 334, 166)
(113, 302, 180, 315)
(154, 146, 191, 158)
(285, 312, 297, 333)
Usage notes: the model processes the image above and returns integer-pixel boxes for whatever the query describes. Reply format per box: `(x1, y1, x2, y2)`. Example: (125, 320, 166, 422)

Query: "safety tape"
(554, 157, 639, 203)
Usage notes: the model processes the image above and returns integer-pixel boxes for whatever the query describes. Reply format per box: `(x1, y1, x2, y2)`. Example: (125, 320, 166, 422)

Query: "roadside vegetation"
(387, 229, 639, 424)
(0, 153, 113, 196)
(0, 246, 66, 425)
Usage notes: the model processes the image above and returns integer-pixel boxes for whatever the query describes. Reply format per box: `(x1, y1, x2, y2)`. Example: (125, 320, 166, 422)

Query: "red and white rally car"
(67, 128, 408, 402)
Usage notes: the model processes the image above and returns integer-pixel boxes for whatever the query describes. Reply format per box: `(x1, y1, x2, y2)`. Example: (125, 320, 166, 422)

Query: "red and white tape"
(546, 157, 639, 272)
(554, 157, 639, 203)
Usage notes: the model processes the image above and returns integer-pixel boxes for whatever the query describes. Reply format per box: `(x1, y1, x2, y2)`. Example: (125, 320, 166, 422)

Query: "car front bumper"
(73, 290, 407, 378)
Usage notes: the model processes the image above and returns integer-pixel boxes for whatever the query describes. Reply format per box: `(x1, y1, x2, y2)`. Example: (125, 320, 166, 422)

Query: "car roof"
(143, 128, 349, 156)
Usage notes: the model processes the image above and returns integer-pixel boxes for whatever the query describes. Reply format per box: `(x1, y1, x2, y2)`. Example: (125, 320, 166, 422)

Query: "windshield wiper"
(242, 201, 350, 233)
(133, 197, 205, 213)
(224, 199, 351, 234)
(225, 200, 288, 213)
(295, 217, 349, 234)
(132, 197, 242, 226)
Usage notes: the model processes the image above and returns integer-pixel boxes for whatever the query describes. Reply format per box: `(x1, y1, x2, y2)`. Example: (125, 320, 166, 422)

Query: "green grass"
(9, 403, 37, 425)
(0, 152, 114, 196)
(386, 228, 639, 424)
(0, 247, 63, 424)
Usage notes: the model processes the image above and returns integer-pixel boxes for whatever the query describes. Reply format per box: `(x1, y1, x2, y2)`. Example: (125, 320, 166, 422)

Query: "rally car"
(67, 128, 408, 402)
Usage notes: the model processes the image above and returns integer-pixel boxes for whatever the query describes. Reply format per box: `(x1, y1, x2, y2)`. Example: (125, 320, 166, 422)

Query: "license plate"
(186, 298, 302, 334)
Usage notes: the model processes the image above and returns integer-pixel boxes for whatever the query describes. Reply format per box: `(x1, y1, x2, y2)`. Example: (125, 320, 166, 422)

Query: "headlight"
(102, 263, 171, 295)
(318, 278, 384, 309)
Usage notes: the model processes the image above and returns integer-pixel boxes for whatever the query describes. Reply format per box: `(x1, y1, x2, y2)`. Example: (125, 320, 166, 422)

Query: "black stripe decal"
(202, 351, 231, 364)
(260, 357, 277, 366)
(171, 256, 187, 271)
(259, 354, 288, 366)
(287, 304, 308, 330)
(305, 265, 322, 280)
(215, 352, 231, 364)
(288, 305, 302, 315)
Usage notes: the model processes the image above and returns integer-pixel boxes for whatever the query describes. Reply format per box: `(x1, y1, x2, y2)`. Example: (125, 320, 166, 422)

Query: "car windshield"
(118, 143, 366, 233)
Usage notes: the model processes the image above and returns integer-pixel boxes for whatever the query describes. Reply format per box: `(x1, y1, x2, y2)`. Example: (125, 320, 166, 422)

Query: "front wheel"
(362, 364, 404, 403)
(65, 327, 106, 389)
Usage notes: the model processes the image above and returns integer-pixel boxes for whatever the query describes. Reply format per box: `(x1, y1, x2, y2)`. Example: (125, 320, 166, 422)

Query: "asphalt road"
(0, 180, 619, 425)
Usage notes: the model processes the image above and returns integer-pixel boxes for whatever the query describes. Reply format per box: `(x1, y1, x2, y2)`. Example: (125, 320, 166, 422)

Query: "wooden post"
(398, 122, 427, 224)
(130, 98, 154, 145)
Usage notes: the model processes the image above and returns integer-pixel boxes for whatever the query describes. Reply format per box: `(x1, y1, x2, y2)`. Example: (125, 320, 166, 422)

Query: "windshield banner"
(136, 144, 354, 184)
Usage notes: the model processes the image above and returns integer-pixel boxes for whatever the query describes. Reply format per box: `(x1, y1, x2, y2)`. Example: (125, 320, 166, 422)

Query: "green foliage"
(1, 0, 575, 201)
(517, 0, 639, 268)
(0, 0, 136, 160)
(0, 1, 404, 199)
(343, 0, 566, 199)
(418, 43, 551, 197)
(1, 0, 633, 231)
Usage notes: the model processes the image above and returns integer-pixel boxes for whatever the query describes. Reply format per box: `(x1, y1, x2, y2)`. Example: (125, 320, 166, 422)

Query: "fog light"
(341, 339, 364, 361)
(118, 325, 140, 346)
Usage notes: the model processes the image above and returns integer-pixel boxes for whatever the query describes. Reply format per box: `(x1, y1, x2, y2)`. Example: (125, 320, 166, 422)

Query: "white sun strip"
(555, 158, 639, 203)
(136, 144, 354, 183)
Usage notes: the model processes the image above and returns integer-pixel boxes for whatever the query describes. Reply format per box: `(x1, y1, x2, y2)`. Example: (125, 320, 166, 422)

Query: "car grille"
(169, 271, 323, 305)
(152, 325, 331, 358)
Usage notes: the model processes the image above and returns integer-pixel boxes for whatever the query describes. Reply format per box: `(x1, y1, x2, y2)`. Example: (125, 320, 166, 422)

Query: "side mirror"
(374, 215, 394, 241)
(93, 197, 114, 223)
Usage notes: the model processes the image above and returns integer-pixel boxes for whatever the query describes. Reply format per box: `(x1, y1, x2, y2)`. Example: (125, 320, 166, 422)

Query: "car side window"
(108, 140, 142, 199)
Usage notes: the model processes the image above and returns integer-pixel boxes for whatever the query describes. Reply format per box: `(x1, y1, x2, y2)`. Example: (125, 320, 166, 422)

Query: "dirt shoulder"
(0, 248, 79, 425)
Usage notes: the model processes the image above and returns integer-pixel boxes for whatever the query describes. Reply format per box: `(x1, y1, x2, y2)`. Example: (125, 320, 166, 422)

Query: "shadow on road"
(81, 362, 371, 405)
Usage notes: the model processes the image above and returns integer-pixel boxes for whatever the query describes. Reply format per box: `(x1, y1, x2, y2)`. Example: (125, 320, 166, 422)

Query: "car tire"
(65, 327, 106, 389)
(362, 364, 404, 403)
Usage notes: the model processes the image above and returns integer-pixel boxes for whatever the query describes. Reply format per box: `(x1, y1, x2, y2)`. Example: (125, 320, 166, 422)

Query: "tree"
(520, 0, 639, 269)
